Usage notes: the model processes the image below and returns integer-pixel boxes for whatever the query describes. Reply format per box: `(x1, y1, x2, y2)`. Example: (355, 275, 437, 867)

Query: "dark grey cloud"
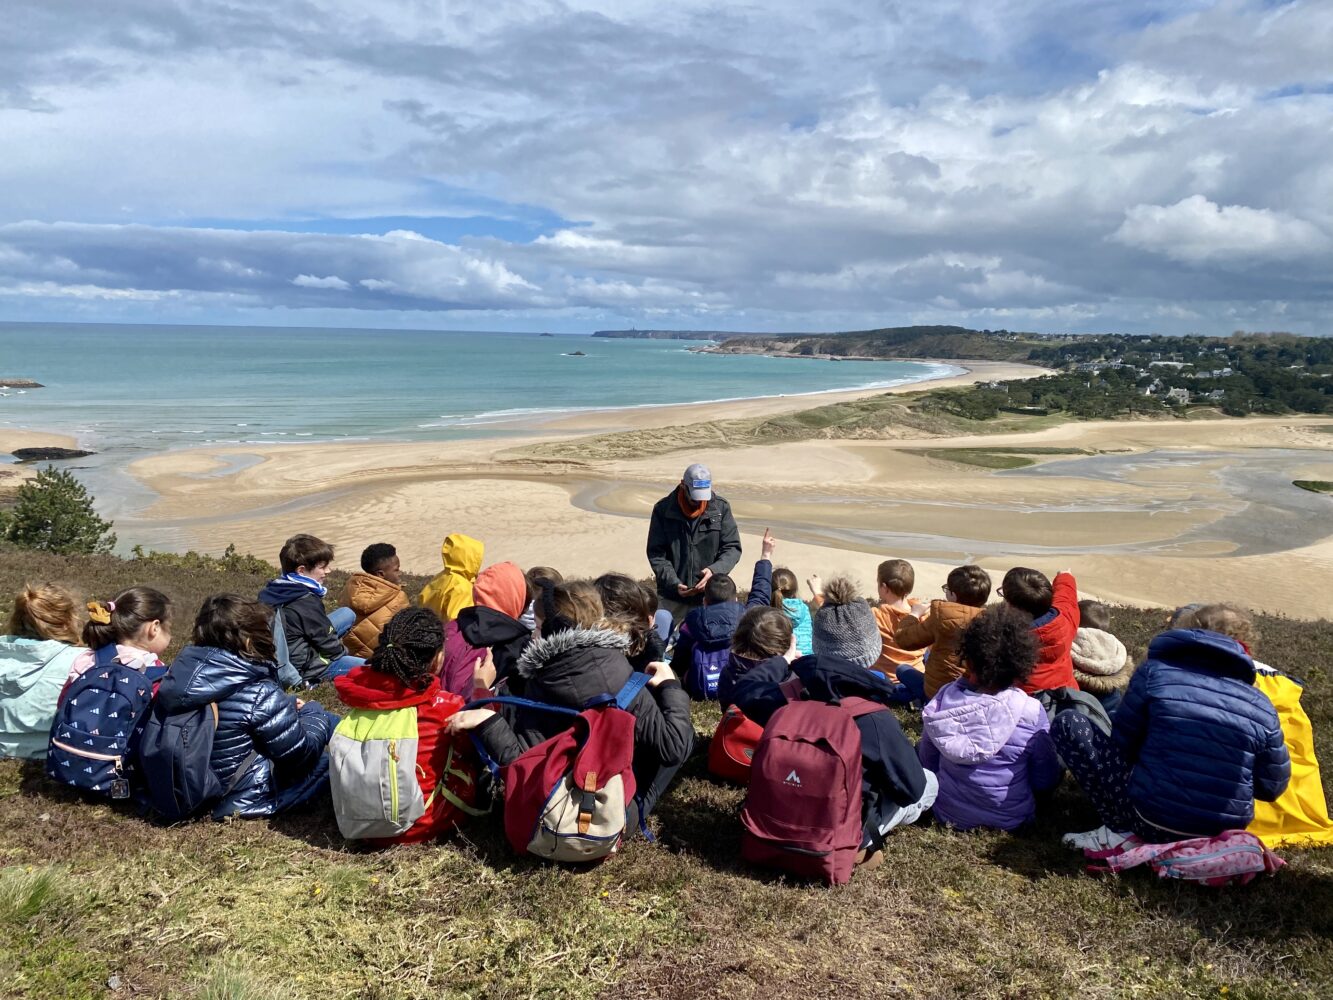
(0, 1, 1331, 333)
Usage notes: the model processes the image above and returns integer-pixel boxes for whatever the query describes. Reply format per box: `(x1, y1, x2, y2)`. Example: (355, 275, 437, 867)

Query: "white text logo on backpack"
(784, 769, 802, 786)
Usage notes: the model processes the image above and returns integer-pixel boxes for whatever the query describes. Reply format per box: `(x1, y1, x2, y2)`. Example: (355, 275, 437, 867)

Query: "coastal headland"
(6, 352, 1325, 619)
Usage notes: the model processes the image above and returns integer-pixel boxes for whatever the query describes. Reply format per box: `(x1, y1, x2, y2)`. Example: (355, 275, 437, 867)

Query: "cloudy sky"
(2, 0, 1331, 334)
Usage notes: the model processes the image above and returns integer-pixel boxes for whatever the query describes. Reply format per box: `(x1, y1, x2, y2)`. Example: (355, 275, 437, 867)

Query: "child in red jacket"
(332, 607, 479, 845)
(1000, 567, 1080, 693)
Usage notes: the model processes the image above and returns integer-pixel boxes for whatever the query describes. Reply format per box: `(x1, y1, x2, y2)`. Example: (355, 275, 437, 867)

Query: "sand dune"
(109, 360, 1333, 619)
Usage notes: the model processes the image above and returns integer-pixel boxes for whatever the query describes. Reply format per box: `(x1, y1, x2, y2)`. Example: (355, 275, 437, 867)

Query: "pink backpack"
(739, 696, 885, 885)
(1087, 830, 1284, 887)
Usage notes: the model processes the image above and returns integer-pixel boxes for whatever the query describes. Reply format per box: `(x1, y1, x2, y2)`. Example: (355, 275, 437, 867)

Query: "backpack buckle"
(577, 771, 598, 834)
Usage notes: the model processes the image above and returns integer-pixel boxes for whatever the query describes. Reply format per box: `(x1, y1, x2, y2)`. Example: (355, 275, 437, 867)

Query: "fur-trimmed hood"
(1071, 627, 1135, 694)
(515, 627, 630, 678)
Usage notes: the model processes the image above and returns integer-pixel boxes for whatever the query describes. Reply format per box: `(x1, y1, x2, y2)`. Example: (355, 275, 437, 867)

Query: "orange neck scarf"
(677, 484, 708, 519)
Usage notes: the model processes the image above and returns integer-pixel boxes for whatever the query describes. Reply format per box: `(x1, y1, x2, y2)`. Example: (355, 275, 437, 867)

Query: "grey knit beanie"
(811, 578, 882, 669)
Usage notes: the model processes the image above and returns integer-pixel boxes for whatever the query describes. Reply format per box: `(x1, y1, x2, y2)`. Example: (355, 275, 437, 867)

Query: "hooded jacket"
(671, 558, 773, 681)
(1024, 572, 1080, 694)
(334, 666, 468, 844)
(419, 534, 483, 623)
(894, 600, 985, 699)
(0, 636, 82, 759)
(457, 607, 532, 689)
(342, 573, 411, 660)
(646, 491, 742, 603)
(473, 627, 694, 793)
(1070, 627, 1135, 696)
(732, 653, 929, 833)
(156, 645, 335, 819)
(918, 681, 1060, 831)
(1114, 628, 1290, 837)
(447, 562, 534, 695)
(258, 578, 345, 684)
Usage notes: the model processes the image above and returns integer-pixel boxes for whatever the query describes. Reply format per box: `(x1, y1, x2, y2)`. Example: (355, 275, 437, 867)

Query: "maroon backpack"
(739, 695, 886, 885)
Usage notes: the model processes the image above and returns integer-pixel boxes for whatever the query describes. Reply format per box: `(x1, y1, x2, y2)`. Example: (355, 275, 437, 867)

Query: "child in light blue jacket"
(0, 584, 85, 758)
(770, 567, 813, 656)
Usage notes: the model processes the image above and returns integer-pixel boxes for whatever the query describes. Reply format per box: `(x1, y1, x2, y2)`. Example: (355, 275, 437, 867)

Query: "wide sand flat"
(112, 358, 1333, 619)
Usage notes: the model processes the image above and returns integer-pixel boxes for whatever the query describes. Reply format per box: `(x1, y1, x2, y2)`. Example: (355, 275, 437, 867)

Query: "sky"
(1, 0, 1331, 335)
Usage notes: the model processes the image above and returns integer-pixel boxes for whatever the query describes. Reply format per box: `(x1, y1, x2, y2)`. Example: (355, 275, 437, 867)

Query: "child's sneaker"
(1061, 825, 1130, 852)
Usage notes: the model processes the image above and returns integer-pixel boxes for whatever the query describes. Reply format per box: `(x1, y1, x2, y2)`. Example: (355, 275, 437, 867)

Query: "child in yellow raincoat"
(419, 534, 484, 623)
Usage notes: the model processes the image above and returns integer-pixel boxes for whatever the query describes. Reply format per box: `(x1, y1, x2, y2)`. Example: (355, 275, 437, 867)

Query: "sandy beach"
(62, 357, 1324, 620)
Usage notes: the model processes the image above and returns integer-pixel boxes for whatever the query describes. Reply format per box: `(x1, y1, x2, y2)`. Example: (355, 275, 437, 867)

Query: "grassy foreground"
(2, 546, 1333, 999)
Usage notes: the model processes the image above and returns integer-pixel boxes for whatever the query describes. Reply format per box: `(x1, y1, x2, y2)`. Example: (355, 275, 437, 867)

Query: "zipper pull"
(388, 739, 398, 762)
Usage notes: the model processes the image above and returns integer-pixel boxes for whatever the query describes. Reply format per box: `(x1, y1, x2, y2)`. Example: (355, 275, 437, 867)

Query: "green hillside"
(1, 545, 1331, 999)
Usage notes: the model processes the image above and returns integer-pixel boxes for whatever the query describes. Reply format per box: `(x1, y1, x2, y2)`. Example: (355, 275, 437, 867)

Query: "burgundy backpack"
(739, 693, 886, 885)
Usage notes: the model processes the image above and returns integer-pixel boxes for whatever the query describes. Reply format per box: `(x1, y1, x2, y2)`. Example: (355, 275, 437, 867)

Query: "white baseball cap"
(682, 463, 713, 501)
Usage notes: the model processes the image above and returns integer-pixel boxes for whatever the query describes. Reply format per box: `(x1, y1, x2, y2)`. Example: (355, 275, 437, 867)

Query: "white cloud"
(292, 274, 350, 289)
(1112, 195, 1330, 264)
(0, 1, 1331, 332)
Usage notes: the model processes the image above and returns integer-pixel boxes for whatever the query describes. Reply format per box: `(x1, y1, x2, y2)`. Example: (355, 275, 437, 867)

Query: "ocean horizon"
(0, 323, 960, 456)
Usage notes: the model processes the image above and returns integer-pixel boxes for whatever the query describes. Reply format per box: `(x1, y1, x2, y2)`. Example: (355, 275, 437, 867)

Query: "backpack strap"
(463, 695, 587, 785)
(614, 672, 652, 710)
(223, 750, 259, 797)
(779, 675, 806, 702)
(837, 696, 889, 720)
(94, 644, 120, 669)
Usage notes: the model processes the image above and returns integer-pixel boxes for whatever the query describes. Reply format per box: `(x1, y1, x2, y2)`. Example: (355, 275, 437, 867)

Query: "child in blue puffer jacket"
(156, 595, 338, 820)
(770, 567, 813, 656)
(1055, 603, 1289, 851)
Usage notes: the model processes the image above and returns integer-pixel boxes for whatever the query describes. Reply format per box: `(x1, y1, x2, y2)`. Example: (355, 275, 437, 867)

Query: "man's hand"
(445, 708, 496, 733)
(693, 567, 714, 594)
(645, 661, 678, 688)
(677, 583, 693, 597)
(761, 528, 776, 561)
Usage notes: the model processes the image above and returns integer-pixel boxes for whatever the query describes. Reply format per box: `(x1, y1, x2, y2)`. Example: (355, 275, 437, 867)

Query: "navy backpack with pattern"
(46, 646, 154, 799)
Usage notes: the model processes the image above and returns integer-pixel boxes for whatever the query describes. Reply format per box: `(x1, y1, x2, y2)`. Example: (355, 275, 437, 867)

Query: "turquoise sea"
(0, 323, 957, 455)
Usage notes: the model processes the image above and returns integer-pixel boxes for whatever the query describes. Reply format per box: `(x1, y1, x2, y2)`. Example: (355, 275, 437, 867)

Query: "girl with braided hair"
(332, 607, 479, 844)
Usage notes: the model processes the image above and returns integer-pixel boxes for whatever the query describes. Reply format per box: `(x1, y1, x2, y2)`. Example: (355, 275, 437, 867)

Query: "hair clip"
(87, 601, 112, 625)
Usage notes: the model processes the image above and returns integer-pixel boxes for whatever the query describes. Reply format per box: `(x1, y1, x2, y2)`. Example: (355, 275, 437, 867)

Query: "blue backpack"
(136, 700, 258, 823)
(47, 646, 155, 799)
(685, 637, 731, 701)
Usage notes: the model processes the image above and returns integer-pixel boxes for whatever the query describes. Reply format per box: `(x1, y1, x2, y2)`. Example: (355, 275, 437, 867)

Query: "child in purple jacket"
(918, 605, 1061, 831)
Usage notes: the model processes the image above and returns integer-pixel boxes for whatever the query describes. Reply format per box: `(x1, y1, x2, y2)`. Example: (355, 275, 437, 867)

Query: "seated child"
(449, 562, 532, 696)
(918, 606, 1061, 831)
(731, 594, 937, 867)
(1071, 600, 1135, 715)
(671, 529, 776, 700)
(419, 533, 483, 623)
(872, 558, 927, 702)
(259, 533, 364, 686)
(1000, 567, 1079, 694)
(718, 605, 794, 711)
(520, 566, 563, 633)
(595, 573, 667, 672)
(1056, 603, 1289, 851)
(0, 584, 85, 759)
(895, 565, 991, 700)
(1172, 604, 1333, 849)
(333, 607, 477, 844)
(447, 580, 693, 831)
(770, 567, 813, 656)
(156, 594, 338, 819)
(342, 543, 411, 660)
(809, 577, 918, 705)
(62, 587, 172, 698)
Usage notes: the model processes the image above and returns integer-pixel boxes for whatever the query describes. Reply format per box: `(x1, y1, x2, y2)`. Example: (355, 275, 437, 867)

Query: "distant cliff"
(592, 330, 753, 341)
(701, 326, 1048, 362)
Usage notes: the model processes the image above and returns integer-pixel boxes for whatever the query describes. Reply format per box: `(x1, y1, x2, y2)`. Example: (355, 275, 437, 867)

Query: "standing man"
(647, 462, 742, 624)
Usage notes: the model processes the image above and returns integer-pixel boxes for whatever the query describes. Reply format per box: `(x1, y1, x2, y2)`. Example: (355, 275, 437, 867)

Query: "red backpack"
(708, 705, 764, 784)
(470, 673, 651, 863)
(740, 695, 886, 885)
